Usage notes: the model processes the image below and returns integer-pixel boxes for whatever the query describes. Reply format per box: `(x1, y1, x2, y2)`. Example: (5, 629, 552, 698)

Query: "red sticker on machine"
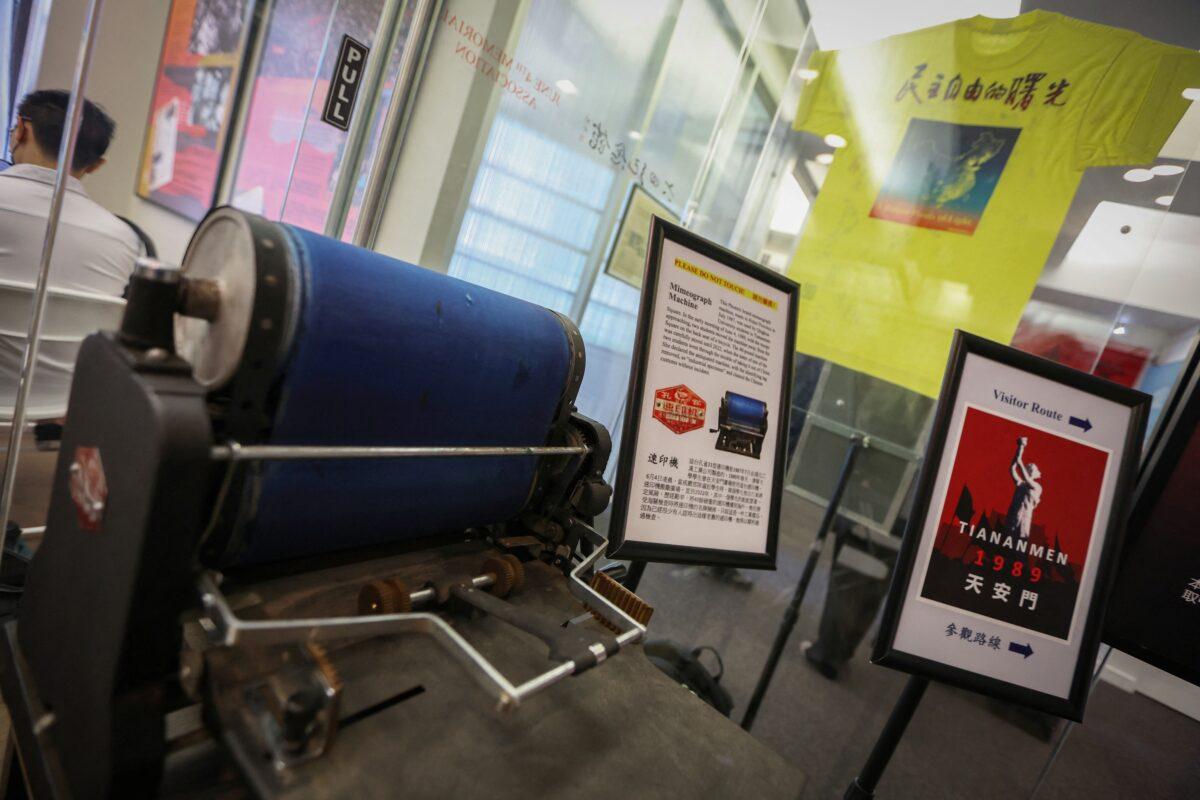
(652, 385, 707, 434)
(69, 446, 108, 533)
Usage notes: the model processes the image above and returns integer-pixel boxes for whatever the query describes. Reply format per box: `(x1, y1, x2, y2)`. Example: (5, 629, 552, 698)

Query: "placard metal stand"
(843, 675, 930, 799)
(625, 559, 648, 593)
(741, 435, 867, 731)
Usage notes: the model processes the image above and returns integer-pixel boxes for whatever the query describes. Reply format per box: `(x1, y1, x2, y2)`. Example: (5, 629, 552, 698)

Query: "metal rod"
(198, 572, 524, 710)
(843, 676, 930, 799)
(0, 0, 106, 547)
(215, 0, 275, 206)
(741, 435, 866, 731)
(624, 560, 647, 593)
(210, 443, 591, 461)
(353, 0, 441, 248)
(405, 572, 493, 608)
(323, 0, 408, 239)
(197, 521, 646, 712)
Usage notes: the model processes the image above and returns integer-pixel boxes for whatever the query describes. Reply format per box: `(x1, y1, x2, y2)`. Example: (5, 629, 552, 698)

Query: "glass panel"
(1, 0, 53, 163)
(228, 0, 388, 232)
(645, 3, 1200, 798)
(376, 0, 810, 466)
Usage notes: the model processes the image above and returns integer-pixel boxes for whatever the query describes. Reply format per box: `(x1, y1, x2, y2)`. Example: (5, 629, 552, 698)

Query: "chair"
(116, 215, 158, 259)
(0, 278, 125, 420)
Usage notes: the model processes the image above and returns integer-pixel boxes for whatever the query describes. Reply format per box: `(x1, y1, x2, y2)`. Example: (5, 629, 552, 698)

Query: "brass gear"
(357, 577, 412, 615)
(482, 557, 516, 597)
(306, 643, 342, 692)
(501, 553, 525, 592)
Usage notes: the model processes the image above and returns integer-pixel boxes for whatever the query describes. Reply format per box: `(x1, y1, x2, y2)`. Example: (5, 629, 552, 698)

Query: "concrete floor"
(0, 427, 57, 530)
(634, 491, 1200, 799)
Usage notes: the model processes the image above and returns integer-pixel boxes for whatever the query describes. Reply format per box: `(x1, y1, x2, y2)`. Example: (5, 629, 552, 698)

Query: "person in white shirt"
(0, 90, 141, 416)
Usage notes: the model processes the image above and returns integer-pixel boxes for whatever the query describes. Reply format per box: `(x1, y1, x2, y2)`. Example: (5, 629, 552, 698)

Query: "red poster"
(137, 0, 253, 220)
(921, 405, 1109, 640)
(1011, 323, 1152, 389)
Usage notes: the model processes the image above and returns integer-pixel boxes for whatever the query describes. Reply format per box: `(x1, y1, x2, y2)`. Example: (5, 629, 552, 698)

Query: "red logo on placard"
(652, 385, 707, 434)
(69, 446, 108, 533)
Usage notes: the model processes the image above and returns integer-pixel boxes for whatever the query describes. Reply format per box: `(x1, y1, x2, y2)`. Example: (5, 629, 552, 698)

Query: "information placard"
(607, 217, 799, 569)
(873, 332, 1149, 720)
(1104, 343, 1200, 686)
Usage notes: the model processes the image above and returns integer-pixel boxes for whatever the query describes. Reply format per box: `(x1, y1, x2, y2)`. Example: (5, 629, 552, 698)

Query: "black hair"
(16, 89, 116, 172)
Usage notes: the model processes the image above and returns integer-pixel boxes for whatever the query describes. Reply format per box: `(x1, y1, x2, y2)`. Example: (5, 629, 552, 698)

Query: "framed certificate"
(603, 185, 678, 290)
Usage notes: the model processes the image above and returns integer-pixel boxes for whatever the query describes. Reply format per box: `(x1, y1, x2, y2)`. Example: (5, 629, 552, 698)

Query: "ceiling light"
(815, 153, 834, 165)
(1155, 195, 1175, 207)
(797, 68, 820, 81)
(1122, 168, 1154, 183)
(1150, 164, 1185, 176)
(1112, 325, 1126, 335)
(824, 133, 847, 149)
(628, 131, 643, 141)
(556, 79, 578, 95)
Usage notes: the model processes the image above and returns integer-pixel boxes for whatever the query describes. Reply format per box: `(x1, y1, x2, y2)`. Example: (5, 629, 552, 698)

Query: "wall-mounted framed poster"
(136, 0, 257, 221)
(872, 331, 1149, 720)
(603, 184, 678, 290)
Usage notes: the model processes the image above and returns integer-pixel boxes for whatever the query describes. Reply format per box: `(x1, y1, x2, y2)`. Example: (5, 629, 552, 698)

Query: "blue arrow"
(1069, 416, 1092, 433)
(1008, 641, 1034, 658)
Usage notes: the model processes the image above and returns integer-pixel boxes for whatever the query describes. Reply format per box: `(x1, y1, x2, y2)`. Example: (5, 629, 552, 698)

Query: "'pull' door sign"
(322, 35, 369, 131)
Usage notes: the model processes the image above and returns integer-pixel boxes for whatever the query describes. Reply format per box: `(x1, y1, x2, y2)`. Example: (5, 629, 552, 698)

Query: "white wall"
(1101, 649, 1200, 722)
(35, 0, 197, 264)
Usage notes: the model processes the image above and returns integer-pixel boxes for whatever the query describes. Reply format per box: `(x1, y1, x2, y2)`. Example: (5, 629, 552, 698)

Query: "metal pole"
(209, 443, 591, 461)
(0, 0, 106, 551)
(680, 0, 767, 228)
(322, 0, 408, 239)
(741, 435, 866, 730)
(624, 560, 647, 593)
(843, 676, 930, 799)
(1028, 646, 1114, 799)
(352, 0, 441, 248)
(215, 0, 275, 206)
(279, 0, 342, 221)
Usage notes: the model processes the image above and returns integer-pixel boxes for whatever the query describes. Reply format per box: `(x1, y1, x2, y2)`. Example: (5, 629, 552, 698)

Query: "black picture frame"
(606, 216, 800, 570)
(871, 331, 1150, 721)
(601, 183, 678, 290)
(1102, 337, 1200, 687)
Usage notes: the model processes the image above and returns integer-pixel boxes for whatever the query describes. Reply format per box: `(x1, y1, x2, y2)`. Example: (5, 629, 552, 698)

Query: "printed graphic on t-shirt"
(870, 119, 1020, 235)
(919, 406, 1108, 640)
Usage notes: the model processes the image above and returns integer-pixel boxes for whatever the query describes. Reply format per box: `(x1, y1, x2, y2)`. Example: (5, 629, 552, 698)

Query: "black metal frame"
(606, 216, 799, 570)
(601, 183, 678, 290)
(871, 331, 1149, 721)
(1103, 336, 1200, 687)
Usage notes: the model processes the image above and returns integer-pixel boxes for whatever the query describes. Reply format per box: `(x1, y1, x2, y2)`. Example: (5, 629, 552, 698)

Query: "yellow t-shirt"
(788, 10, 1200, 397)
